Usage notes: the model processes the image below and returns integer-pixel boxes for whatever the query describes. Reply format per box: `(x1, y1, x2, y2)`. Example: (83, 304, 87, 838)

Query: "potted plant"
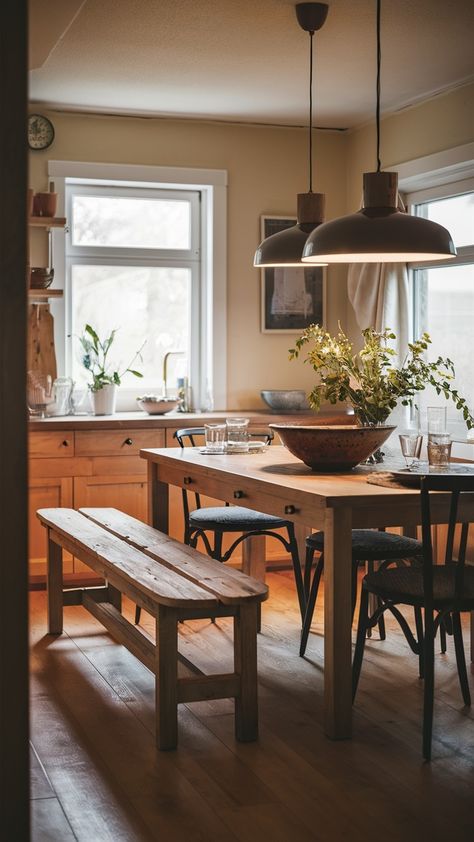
(79, 324, 144, 415)
(289, 324, 474, 430)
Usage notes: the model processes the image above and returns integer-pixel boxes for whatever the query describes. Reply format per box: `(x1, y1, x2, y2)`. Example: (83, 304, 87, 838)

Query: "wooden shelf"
(28, 289, 63, 300)
(28, 216, 66, 228)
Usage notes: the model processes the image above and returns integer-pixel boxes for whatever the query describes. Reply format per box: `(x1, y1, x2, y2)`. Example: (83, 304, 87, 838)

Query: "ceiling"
(28, 0, 474, 130)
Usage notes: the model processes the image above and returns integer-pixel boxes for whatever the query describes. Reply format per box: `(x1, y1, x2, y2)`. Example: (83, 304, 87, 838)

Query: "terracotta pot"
(269, 424, 396, 471)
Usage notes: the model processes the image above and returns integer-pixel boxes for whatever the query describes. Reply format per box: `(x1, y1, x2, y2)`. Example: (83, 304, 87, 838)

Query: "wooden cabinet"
(28, 427, 164, 582)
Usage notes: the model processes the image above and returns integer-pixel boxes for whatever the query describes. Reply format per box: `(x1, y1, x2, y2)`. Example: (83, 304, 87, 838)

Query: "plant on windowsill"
(289, 324, 474, 430)
(79, 324, 144, 415)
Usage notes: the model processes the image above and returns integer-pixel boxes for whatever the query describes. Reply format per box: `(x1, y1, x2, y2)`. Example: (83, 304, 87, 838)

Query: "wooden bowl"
(30, 267, 54, 289)
(269, 424, 396, 471)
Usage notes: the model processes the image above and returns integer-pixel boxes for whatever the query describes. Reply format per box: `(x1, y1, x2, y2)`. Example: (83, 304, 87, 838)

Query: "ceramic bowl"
(270, 423, 396, 471)
(261, 390, 311, 412)
(137, 396, 179, 415)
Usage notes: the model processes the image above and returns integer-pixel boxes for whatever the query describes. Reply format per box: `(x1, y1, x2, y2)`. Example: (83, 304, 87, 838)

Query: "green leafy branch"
(289, 324, 474, 429)
(79, 324, 145, 392)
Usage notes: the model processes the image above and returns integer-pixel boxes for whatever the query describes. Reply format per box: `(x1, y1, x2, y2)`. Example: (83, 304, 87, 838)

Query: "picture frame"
(259, 215, 326, 334)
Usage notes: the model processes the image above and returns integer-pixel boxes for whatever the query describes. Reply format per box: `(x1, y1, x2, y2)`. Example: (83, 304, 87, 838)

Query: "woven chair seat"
(189, 505, 290, 532)
(307, 528, 423, 560)
(364, 564, 474, 608)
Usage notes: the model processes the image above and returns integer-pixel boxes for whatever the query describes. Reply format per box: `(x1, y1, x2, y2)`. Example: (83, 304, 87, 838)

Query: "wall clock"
(28, 114, 55, 150)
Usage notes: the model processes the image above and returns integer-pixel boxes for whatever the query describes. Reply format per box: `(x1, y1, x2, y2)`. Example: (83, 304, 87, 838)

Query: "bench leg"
(47, 536, 63, 635)
(234, 602, 259, 742)
(107, 583, 122, 612)
(155, 606, 178, 750)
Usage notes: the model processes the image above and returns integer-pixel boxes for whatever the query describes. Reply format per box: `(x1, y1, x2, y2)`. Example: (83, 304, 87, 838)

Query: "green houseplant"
(289, 325, 474, 430)
(79, 324, 144, 415)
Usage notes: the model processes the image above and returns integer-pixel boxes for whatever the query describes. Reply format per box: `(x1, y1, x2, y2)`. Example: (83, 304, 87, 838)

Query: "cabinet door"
(73, 474, 148, 574)
(29, 477, 73, 578)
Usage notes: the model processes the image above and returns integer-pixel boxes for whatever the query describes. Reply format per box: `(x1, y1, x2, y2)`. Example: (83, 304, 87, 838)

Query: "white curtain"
(347, 262, 409, 363)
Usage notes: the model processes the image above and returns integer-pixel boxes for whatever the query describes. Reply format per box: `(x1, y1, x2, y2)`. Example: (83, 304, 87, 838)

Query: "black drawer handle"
(233, 490, 244, 499)
(62, 439, 69, 447)
(124, 438, 133, 446)
(284, 504, 296, 515)
(183, 476, 192, 485)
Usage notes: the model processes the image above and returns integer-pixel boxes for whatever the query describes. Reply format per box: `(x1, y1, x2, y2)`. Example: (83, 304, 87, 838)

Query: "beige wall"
(29, 111, 347, 408)
(28, 84, 473, 407)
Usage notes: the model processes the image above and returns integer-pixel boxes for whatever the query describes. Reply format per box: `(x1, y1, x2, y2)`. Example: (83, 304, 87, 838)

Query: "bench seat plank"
(37, 509, 218, 609)
(79, 507, 268, 605)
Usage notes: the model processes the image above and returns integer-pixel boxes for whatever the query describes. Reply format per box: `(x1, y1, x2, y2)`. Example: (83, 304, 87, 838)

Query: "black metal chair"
(352, 474, 474, 760)
(299, 529, 424, 657)
(135, 426, 305, 626)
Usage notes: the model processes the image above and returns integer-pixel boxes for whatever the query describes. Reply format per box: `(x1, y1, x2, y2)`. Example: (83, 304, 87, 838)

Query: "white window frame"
(48, 160, 228, 410)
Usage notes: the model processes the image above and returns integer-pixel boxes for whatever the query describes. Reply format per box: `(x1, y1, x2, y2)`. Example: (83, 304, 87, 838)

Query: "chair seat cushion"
(364, 564, 474, 608)
(189, 506, 290, 532)
(306, 529, 423, 561)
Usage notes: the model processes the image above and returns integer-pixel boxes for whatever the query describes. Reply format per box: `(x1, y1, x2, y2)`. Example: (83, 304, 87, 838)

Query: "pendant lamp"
(254, 3, 329, 268)
(302, 0, 456, 264)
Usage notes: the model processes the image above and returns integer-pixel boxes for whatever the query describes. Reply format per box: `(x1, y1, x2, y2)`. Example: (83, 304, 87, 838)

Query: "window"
(66, 184, 200, 401)
(48, 160, 227, 411)
(409, 180, 474, 431)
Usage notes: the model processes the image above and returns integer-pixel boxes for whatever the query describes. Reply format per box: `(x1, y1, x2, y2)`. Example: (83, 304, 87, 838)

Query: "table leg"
(323, 506, 353, 739)
(242, 534, 266, 582)
(148, 461, 169, 533)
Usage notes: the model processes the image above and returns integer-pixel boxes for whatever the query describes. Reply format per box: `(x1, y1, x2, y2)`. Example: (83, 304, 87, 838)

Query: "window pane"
(72, 195, 191, 249)
(415, 192, 474, 247)
(414, 263, 474, 423)
(71, 265, 190, 391)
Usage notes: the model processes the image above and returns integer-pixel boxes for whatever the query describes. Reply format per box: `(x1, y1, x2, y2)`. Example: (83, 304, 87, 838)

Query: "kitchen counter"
(28, 408, 351, 431)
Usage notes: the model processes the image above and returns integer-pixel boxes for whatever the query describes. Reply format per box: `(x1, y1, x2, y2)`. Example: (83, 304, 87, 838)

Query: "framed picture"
(260, 215, 326, 333)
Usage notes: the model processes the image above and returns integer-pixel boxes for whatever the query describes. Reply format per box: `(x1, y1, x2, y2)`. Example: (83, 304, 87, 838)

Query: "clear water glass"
(226, 417, 250, 453)
(204, 423, 226, 453)
(399, 433, 423, 468)
(427, 432, 452, 467)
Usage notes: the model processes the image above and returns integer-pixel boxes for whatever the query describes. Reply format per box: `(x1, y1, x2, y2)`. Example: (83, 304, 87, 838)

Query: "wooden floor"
(30, 572, 474, 842)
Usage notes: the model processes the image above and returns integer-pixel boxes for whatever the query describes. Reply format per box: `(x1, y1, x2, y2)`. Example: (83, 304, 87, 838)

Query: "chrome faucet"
(162, 350, 185, 397)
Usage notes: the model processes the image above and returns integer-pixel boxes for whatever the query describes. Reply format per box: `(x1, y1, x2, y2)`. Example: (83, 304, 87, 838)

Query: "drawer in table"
(75, 428, 165, 457)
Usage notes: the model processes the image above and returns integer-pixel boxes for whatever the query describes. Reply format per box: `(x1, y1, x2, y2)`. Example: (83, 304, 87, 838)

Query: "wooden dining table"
(140, 444, 474, 741)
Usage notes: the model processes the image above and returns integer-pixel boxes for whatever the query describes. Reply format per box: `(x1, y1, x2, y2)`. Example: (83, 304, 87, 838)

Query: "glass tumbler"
(427, 432, 452, 467)
(226, 417, 250, 453)
(204, 423, 226, 453)
(399, 433, 423, 468)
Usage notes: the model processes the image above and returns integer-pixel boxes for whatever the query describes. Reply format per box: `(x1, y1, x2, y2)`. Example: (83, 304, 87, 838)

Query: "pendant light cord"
(309, 29, 314, 192)
(376, 0, 381, 172)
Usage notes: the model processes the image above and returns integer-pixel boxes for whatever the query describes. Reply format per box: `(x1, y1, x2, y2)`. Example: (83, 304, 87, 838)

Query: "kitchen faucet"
(162, 350, 185, 397)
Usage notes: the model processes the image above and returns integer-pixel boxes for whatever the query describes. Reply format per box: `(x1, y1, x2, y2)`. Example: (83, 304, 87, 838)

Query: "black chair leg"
(299, 554, 324, 657)
(352, 587, 369, 701)
(303, 544, 315, 600)
(287, 525, 305, 622)
(439, 620, 447, 654)
(452, 612, 471, 706)
(422, 609, 435, 762)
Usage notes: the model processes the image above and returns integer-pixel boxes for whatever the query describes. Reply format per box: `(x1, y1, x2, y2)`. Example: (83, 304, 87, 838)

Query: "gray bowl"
(261, 390, 311, 412)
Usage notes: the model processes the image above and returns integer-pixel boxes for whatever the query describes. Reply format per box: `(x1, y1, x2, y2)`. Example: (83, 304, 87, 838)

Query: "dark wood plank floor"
(29, 573, 474, 842)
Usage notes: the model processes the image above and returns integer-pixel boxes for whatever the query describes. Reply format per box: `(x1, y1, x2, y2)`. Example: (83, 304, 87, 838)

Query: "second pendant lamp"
(254, 2, 328, 268)
(302, 0, 456, 264)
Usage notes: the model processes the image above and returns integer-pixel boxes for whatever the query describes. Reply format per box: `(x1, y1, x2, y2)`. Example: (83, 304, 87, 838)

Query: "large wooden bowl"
(269, 424, 396, 471)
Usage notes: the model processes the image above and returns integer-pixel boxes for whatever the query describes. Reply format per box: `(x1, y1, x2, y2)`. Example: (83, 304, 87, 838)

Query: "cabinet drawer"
(29, 431, 74, 458)
(75, 428, 165, 457)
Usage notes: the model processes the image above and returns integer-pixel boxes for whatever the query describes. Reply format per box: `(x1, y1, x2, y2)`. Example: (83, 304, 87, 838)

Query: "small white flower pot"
(91, 384, 117, 415)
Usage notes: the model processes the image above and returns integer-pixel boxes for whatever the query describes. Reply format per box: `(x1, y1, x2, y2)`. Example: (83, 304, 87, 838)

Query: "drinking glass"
(399, 433, 423, 468)
(427, 406, 447, 434)
(204, 423, 226, 453)
(427, 432, 452, 467)
(226, 417, 250, 453)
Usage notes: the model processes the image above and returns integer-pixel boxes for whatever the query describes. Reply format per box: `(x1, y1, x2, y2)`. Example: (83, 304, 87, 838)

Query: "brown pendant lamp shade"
(254, 3, 328, 268)
(302, 0, 456, 264)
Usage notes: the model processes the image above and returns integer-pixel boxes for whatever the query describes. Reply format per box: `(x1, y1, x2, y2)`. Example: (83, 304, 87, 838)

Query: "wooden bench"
(36, 507, 268, 750)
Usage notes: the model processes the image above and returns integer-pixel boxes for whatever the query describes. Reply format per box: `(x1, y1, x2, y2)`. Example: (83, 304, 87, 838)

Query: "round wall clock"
(28, 114, 55, 150)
